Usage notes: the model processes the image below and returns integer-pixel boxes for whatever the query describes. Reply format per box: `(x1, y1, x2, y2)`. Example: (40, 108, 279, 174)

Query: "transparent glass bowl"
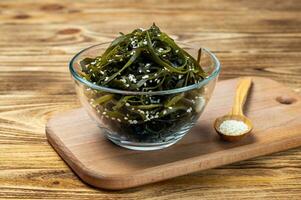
(69, 42, 220, 151)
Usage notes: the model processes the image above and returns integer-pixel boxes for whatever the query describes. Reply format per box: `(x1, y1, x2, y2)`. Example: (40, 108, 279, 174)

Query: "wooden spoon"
(214, 77, 253, 142)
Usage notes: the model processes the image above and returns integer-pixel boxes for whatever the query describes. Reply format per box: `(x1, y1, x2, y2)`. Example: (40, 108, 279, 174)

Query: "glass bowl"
(69, 42, 221, 151)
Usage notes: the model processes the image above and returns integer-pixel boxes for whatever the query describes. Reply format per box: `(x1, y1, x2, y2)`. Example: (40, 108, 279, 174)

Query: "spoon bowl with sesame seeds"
(69, 24, 221, 150)
(214, 77, 253, 142)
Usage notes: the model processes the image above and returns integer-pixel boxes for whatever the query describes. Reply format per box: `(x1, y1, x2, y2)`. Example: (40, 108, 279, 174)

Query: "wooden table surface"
(1, 0, 301, 199)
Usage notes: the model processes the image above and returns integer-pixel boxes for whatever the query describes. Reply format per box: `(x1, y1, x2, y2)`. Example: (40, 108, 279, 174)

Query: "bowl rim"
(69, 42, 221, 95)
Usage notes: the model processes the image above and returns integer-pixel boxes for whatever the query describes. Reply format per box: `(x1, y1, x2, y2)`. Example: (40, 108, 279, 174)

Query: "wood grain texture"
(0, 0, 301, 199)
(46, 77, 301, 190)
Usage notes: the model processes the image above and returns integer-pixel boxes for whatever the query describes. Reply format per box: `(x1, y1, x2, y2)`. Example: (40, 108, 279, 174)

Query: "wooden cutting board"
(46, 77, 301, 190)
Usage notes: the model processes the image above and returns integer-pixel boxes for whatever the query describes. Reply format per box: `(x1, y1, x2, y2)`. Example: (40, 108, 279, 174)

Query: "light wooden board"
(46, 77, 301, 190)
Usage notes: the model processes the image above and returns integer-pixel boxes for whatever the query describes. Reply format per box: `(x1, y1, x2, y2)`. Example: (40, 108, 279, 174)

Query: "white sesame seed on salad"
(128, 74, 137, 83)
(120, 78, 126, 83)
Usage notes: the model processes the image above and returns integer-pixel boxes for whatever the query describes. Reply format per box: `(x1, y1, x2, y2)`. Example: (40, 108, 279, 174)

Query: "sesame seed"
(117, 118, 121, 122)
(112, 117, 116, 120)
(219, 120, 249, 136)
(142, 75, 149, 79)
(187, 107, 192, 113)
(128, 74, 137, 83)
(104, 77, 109, 81)
(125, 103, 130, 106)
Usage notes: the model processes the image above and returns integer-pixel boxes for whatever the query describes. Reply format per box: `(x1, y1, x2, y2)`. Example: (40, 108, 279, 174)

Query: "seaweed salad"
(79, 24, 208, 143)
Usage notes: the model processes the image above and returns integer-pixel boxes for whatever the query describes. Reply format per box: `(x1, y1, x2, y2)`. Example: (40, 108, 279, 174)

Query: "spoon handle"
(231, 77, 252, 116)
